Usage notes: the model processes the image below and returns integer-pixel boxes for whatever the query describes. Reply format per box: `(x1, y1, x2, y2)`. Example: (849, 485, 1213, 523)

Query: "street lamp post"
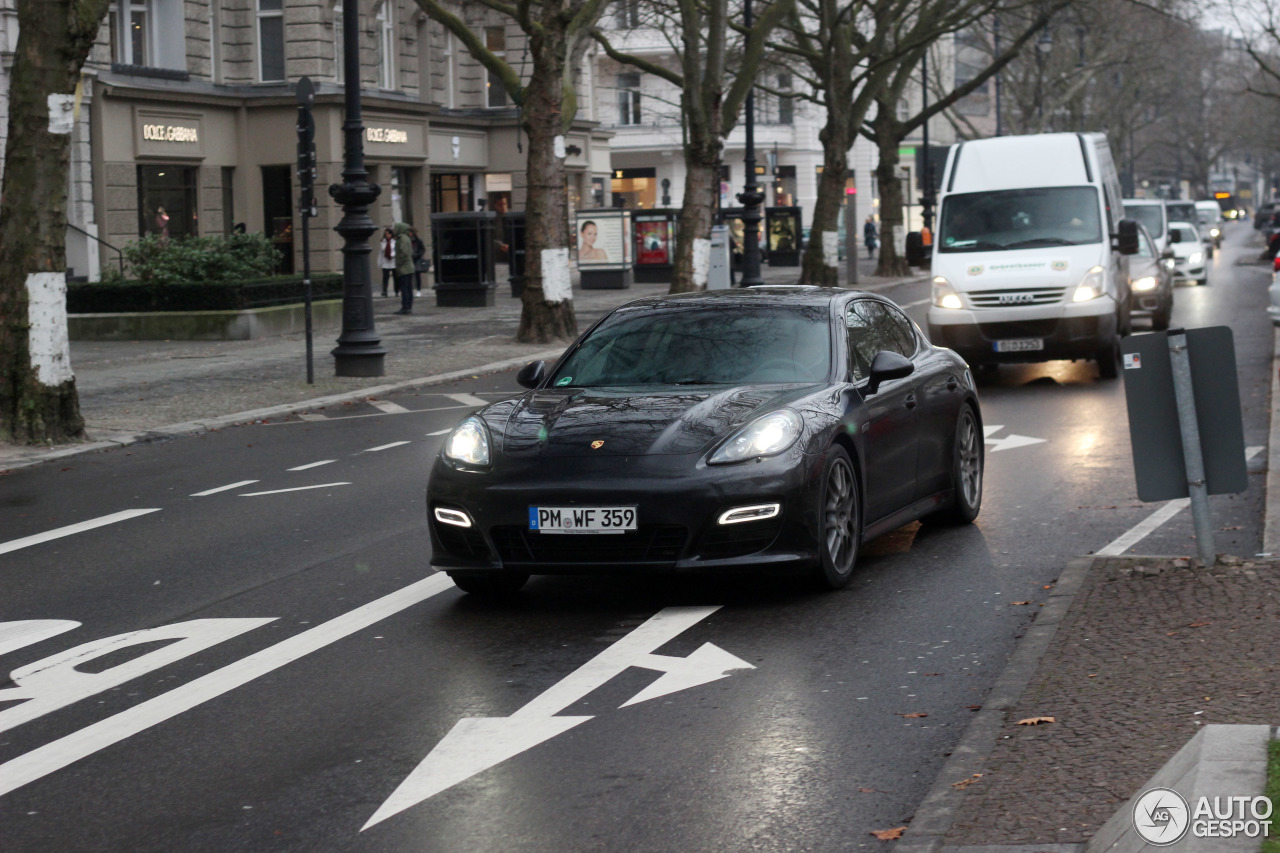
(737, 0, 765, 287)
(328, 2, 386, 377)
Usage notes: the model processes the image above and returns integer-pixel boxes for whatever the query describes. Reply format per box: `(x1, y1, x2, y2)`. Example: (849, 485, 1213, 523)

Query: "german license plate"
(529, 506, 637, 534)
(993, 338, 1044, 353)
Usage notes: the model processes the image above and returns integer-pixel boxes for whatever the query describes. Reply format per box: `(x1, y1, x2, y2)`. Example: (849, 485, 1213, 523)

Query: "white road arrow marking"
(363, 605, 753, 830)
(983, 424, 1047, 452)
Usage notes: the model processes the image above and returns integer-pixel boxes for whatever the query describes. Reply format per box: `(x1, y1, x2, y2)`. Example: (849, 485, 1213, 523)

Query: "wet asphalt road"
(0, 223, 1270, 851)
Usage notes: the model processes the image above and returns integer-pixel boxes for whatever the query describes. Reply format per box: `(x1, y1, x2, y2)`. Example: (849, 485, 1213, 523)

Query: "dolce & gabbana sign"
(135, 109, 205, 158)
(366, 127, 408, 144)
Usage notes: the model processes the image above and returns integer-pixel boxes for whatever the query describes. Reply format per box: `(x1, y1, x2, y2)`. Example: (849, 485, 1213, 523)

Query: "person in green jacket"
(392, 222, 415, 314)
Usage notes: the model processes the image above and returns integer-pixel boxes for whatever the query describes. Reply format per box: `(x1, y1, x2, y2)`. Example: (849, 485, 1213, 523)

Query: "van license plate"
(993, 338, 1044, 353)
(529, 506, 637, 534)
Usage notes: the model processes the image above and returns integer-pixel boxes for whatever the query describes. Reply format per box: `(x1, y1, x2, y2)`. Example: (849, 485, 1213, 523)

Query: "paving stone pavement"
(939, 554, 1280, 848)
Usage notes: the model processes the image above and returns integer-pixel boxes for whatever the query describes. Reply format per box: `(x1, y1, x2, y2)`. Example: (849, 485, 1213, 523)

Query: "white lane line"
(426, 428, 451, 436)
(288, 460, 336, 471)
(1097, 446, 1265, 556)
(442, 393, 488, 407)
(364, 441, 411, 453)
(900, 297, 931, 309)
(370, 400, 411, 414)
(239, 483, 351, 496)
(0, 509, 161, 558)
(190, 480, 259, 497)
(298, 413, 328, 422)
(0, 574, 456, 800)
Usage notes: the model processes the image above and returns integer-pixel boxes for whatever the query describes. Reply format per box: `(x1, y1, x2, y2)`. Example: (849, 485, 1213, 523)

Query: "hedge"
(67, 275, 346, 313)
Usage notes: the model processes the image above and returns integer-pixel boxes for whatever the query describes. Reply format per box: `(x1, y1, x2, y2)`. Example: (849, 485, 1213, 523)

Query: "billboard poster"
(768, 211, 799, 252)
(635, 218, 673, 265)
(576, 214, 625, 265)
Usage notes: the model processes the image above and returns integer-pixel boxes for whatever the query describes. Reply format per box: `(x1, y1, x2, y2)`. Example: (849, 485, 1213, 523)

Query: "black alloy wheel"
(448, 571, 530, 595)
(947, 405, 983, 523)
(814, 445, 860, 590)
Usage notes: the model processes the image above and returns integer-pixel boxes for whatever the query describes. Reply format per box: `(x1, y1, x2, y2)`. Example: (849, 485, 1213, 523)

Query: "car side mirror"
(1168, 231, 1182, 244)
(865, 350, 914, 395)
(1114, 219, 1140, 256)
(517, 360, 546, 389)
(1161, 248, 1176, 260)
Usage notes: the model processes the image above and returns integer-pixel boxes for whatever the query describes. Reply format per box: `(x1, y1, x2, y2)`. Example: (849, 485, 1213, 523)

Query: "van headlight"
(1131, 275, 1157, 292)
(932, 276, 962, 310)
(1188, 251, 1204, 265)
(444, 416, 491, 466)
(1072, 266, 1106, 302)
(709, 410, 802, 464)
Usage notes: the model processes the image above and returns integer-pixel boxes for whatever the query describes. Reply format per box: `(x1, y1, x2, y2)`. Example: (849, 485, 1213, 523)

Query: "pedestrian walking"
(392, 222, 415, 314)
(863, 216, 879, 258)
(378, 227, 396, 297)
(409, 226, 426, 296)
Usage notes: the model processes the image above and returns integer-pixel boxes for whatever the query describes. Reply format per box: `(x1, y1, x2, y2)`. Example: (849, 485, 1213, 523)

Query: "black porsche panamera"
(427, 287, 983, 594)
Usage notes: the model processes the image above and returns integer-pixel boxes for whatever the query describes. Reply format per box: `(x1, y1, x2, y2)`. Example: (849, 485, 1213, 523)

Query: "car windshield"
(1196, 212, 1216, 227)
(1125, 204, 1165, 239)
(938, 187, 1102, 253)
(550, 305, 832, 387)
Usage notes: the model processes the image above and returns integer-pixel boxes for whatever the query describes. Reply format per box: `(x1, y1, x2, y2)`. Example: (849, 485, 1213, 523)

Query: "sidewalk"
(0, 253, 914, 471)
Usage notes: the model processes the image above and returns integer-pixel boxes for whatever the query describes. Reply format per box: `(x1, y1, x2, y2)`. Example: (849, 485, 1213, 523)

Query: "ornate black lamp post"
(328, 3, 385, 377)
(737, 0, 765, 287)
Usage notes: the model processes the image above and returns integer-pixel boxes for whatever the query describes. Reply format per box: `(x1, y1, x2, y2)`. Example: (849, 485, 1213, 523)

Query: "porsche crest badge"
(591, 440, 605, 449)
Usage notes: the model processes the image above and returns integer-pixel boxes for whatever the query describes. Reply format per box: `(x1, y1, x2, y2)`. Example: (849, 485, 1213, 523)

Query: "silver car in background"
(1167, 220, 1208, 286)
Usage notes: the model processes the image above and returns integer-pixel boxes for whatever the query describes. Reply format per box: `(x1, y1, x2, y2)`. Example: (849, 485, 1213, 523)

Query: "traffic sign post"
(296, 77, 316, 384)
(1121, 327, 1248, 564)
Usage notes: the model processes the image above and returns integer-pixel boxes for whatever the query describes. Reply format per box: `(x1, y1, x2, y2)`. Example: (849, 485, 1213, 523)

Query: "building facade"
(0, 0, 612, 281)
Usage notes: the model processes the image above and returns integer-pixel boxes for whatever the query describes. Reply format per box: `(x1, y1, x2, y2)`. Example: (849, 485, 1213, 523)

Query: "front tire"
(1096, 333, 1122, 380)
(448, 571, 529, 595)
(813, 446, 860, 590)
(1151, 298, 1173, 331)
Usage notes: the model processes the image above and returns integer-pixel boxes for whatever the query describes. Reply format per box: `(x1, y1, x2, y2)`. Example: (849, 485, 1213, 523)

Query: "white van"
(927, 133, 1139, 378)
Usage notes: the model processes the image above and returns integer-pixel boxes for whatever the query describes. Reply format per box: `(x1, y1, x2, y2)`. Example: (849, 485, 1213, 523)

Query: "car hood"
(493, 385, 818, 458)
(934, 244, 1107, 291)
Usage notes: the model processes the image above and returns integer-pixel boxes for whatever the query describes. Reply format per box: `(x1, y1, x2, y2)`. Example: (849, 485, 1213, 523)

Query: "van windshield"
(1124, 204, 1165, 239)
(938, 187, 1102, 253)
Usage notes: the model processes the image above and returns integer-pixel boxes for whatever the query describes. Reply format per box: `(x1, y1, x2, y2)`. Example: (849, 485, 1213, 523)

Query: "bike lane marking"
(0, 573, 455, 799)
(0, 509, 161, 558)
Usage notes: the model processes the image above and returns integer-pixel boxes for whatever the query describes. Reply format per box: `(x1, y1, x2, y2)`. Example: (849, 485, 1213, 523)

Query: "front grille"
(491, 525, 687, 563)
(978, 319, 1060, 339)
(433, 521, 492, 561)
(696, 516, 784, 560)
(968, 287, 1067, 308)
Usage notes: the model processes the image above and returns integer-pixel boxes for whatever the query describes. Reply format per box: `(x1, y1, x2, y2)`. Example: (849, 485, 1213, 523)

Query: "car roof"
(1124, 199, 1165, 206)
(1169, 220, 1197, 229)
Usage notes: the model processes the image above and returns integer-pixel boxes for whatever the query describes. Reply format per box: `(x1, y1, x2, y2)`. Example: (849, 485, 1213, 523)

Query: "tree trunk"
(516, 49, 578, 344)
(872, 110, 911, 278)
(670, 158, 718, 293)
(0, 0, 104, 443)
(799, 122, 853, 286)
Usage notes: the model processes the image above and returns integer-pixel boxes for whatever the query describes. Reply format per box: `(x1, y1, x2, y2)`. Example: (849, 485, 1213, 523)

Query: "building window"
(332, 2, 344, 83)
(485, 27, 508, 107)
(617, 73, 641, 125)
(615, 0, 641, 28)
(377, 1, 396, 89)
(442, 34, 455, 108)
(257, 0, 285, 82)
(110, 0, 149, 66)
(137, 165, 198, 240)
(778, 73, 793, 125)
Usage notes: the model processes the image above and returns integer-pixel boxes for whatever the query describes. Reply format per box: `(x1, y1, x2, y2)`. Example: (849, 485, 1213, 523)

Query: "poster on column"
(576, 214, 625, 265)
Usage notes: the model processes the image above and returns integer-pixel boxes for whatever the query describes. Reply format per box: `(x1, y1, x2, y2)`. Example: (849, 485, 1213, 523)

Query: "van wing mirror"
(1114, 219, 1140, 256)
(517, 360, 547, 389)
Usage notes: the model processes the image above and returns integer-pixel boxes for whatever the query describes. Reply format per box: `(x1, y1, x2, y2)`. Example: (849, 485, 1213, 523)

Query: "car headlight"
(1072, 266, 1106, 302)
(1188, 251, 1203, 265)
(1132, 275, 1158, 292)
(709, 410, 803, 464)
(932, 276, 962, 310)
(1210, 227, 1221, 238)
(444, 416, 491, 466)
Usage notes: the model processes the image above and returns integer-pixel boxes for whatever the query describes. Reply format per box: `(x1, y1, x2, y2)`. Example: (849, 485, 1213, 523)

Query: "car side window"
(845, 300, 916, 381)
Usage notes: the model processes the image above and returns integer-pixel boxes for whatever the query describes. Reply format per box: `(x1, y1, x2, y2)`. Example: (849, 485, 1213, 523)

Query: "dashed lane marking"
(370, 400, 411, 414)
(0, 509, 162, 557)
(239, 483, 351, 497)
(288, 460, 336, 471)
(426, 428, 452, 436)
(191, 481, 259, 497)
(442, 393, 489, 407)
(363, 441, 412, 453)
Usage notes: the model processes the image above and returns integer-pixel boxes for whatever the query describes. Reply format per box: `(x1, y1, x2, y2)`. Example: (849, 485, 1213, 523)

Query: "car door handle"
(905, 394, 917, 410)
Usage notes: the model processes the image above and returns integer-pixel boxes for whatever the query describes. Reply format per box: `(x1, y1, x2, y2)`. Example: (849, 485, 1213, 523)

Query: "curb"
(0, 349, 565, 471)
(895, 554, 1098, 853)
